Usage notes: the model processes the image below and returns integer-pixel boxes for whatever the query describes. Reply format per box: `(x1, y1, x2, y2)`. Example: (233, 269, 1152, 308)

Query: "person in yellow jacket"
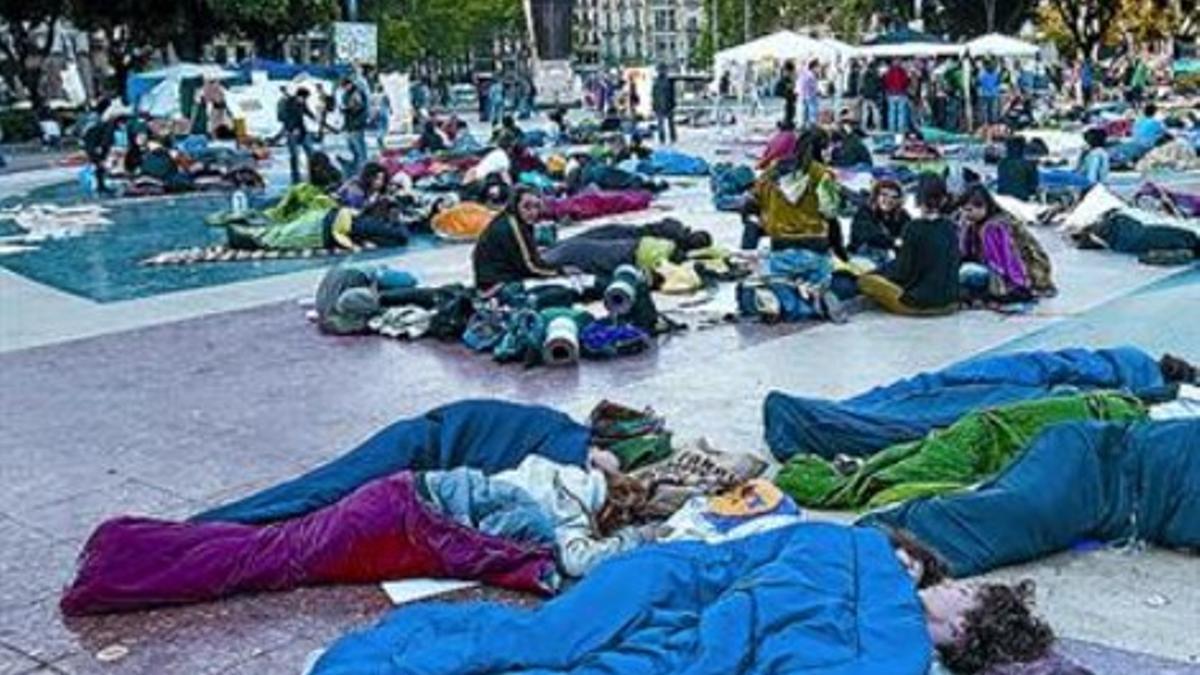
(741, 129, 846, 258)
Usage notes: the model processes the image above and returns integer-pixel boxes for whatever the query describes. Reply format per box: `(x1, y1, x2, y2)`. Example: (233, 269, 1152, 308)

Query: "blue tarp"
(763, 346, 1164, 462)
(862, 419, 1200, 577)
(312, 522, 932, 675)
(637, 149, 711, 176)
(192, 400, 591, 524)
(237, 58, 350, 81)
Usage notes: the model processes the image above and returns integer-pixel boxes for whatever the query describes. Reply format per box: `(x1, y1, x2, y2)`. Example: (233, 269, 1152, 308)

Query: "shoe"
(819, 288, 849, 324)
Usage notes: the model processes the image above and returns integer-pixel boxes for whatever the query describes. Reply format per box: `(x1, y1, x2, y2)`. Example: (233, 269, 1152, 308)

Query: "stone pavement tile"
(0, 599, 82, 664)
(49, 595, 299, 675)
(1058, 638, 1200, 674)
(0, 645, 42, 675)
(241, 586, 392, 645)
(0, 517, 77, 611)
(209, 636, 326, 675)
(7, 479, 197, 546)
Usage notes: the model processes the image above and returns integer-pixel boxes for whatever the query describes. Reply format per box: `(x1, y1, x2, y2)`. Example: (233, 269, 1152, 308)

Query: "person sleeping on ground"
(310, 521, 1054, 675)
(857, 173, 961, 316)
(565, 154, 667, 194)
(541, 218, 712, 277)
(957, 185, 1056, 304)
(776, 390, 1146, 510)
(59, 448, 658, 615)
(763, 346, 1193, 462)
(862, 418, 1200, 578)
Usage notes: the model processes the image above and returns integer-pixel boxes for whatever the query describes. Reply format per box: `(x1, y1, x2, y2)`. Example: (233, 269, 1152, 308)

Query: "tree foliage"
(1037, 0, 1194, 59)
(926, 0, 1035, 38)
(365, 0, 523, 70)
(206, 0, 339, 56)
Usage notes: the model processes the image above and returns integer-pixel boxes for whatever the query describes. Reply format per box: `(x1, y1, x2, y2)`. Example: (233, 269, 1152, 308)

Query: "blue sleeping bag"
(637, 149, 711, 176)
(192, 400, 591, 524)
(313, 522, 932, 675)
(764, 346, 1164, 462)
(862, 419, 1200, 577)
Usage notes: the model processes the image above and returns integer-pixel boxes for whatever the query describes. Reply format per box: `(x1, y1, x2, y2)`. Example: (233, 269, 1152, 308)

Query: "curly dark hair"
(886, 528, 948, 589)
(938, 580, 1055, 673)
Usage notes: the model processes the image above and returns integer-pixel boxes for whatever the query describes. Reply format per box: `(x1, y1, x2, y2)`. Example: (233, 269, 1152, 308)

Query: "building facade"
(573, 0, 704, 68)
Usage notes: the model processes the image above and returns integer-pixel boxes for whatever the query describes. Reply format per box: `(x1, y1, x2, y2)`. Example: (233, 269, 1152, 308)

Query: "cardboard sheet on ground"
(382, 578, 480, 605)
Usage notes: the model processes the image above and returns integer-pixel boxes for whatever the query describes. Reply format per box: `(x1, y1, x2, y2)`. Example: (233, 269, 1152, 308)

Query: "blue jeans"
(803, 96, 820, 126)
(959, 262, 991, 299)
(347, 130, 367, 176)
(287, 131, 314, 184)
(489, 99, 505, 125)
(886, 96, 908, 132)
(980, 96, 1000, 125)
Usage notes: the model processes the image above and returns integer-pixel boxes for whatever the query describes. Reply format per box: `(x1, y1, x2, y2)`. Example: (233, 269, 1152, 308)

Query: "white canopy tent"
(963, 33, 1040, 58)
(818, 38, 859, 60)
(715, 31, 840, 71)
(136, 64, 238, 119)
(858, 42, 963, 58)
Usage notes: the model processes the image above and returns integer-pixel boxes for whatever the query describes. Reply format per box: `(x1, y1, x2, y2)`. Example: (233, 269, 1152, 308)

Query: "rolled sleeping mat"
(604, 264, 646, 316)
(542, 315, 581, 366)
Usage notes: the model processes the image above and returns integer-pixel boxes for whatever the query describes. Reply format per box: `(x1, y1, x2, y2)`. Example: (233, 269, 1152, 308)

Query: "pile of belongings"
(1048, 184, 1200, 266)
(736, 249, 849, 324)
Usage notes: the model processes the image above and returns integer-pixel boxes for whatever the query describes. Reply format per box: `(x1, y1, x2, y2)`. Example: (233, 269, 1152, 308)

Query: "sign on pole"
(332, 22, 378, 65)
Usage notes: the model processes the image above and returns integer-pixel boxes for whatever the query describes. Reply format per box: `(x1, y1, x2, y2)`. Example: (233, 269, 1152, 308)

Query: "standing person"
(374, 83, 391, 151)
(281, 87, 316, 185)
(194, 75, 230, 138)
(797, 59, 821, 128)
(651, 63, 677, 144)
(942, 60, 964, 131)
(977, 60, 1002, 127)
(857, 173, 960, 316)
(82, 99, 118, 196)
(1128, 54, 1150, 105)
(1079, 59, 1095, 106)
(859, 59, 882, 131)
(340, 76, 369, 177)
(883, 59, 910, 133)
(487, 77, 506, 126)
(779, 61, 798, 128)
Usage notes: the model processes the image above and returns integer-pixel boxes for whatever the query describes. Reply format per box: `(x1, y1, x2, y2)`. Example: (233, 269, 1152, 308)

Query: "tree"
(207, 0, 339, 57)
(1041, 0, 1122, 58)
(926, 0, 1035, 38)
(0, 0, 68, 110)
(69, 0, 206, 101)
(365, 0, 522, 73)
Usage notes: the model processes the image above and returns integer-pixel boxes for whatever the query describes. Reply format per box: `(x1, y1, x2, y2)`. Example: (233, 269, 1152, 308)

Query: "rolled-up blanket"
(542, 315, 581, 366)
(603, 264, 646, 316)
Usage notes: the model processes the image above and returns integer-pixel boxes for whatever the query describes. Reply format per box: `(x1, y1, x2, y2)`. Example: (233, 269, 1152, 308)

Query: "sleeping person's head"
(594, 469, 649, 537)
(924, 579, 1054, 673)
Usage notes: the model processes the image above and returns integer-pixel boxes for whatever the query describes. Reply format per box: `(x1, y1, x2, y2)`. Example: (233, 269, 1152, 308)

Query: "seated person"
(757, 121, 797, 170)
(1079, 127, 1111, 186)
(308, 151, 343, 192)
(958, 185, 1056, 303)
(829, 114, 873, 168)
(543, 218, 712, 277)
(336, 162, 388, 209)
(1131, 103, 1169, 149)
(742, 129, 846, 258)
(1001, 92, 1035, 130)
(857, 173, 960, 316)
(491, 114, 524, 150)
(314, 263, 419, 334)
(417, 119, 448, 153)
(472, 187, 563, 289)
(995, 136, 1039, 201)
(849, 179, 909, 262)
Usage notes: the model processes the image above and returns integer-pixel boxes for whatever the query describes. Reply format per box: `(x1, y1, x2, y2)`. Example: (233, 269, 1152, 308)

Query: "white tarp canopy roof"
(859, 41, 964, 58)
(715, 31, 839, 69)
(965, 33, 1040, 57)
(818, 37, 859, 59)
(136, 64, 238, 118)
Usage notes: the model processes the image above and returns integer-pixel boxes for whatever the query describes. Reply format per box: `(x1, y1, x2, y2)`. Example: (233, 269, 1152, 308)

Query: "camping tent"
(964, 33, 1040, 58)
(819, 37, 859, 59)
(127, 64, 238, 109)
(715, 31, 839, 70)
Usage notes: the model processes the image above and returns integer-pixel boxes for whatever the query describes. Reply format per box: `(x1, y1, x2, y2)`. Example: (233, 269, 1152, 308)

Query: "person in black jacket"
(280, 88, 316, 184)
(996, 136, 1039, 201)
(340, 77, 370, 177)
(857, 173, 960, 315)
(652, 64, 677, 144)
(850, 179, 909, 262)
(472, 187, 562, 289)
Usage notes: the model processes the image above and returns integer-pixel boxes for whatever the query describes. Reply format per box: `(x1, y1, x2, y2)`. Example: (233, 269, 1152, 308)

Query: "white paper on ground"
(381, 578, 480, 605)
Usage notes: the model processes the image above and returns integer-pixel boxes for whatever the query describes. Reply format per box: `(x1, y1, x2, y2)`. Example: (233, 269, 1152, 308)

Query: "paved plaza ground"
(0, 119, 1197, 674)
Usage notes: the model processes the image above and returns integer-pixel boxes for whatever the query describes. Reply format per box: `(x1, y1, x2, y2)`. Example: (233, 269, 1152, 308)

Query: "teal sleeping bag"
(862, 419, 1200, 577)
(313, 522, 932, 675)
